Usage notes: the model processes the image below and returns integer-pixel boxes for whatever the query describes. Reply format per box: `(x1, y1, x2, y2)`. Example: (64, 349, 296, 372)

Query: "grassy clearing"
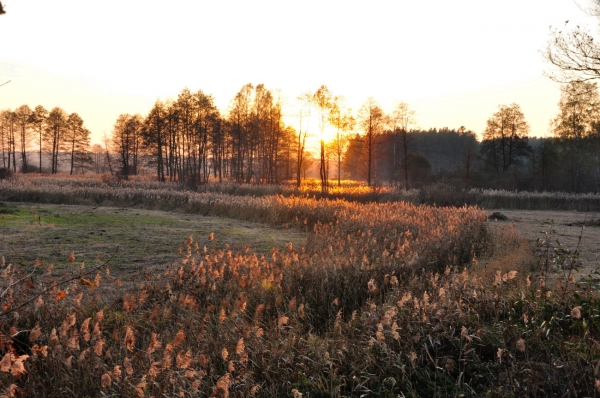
(0, 203, 306, 281)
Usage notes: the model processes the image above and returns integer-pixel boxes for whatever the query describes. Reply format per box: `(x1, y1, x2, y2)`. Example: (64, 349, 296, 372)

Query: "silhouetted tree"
(390, 102, 416, 188)
(328, 96, 354, 187)
(65, 113, 91, 175)
(0, 110, 16, 170)
(14, 105, 32, 172)
(343, 134, 365, 180)
(312, 85, 333, 192)
(142, 101, 167, 182)
(112, 114, 142, 179)
(30, 105, 48, 173)
(45, 107, 67, 174)
(553, 81, 600, 191)
(399, 152, 431, 188)
(480, 103, 530, 174)
(545, 16, 600, 82)
(357, 97, 385, 186)
(294, 93, 312, 187)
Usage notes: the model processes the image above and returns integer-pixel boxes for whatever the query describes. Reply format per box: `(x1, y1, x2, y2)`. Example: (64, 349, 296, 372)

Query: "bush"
(0, 168, 12, 180)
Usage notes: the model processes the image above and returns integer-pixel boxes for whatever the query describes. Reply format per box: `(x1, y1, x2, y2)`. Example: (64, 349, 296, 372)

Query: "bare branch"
(0, 247, 119, 318)
(544, 24, 600, 83)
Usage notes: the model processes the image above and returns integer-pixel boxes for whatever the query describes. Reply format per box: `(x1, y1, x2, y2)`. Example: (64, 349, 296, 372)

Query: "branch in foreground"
(0, 247, 119, 318)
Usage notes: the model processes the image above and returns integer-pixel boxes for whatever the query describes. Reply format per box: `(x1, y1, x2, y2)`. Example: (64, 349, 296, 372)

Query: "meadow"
(1, 175, 600, 397)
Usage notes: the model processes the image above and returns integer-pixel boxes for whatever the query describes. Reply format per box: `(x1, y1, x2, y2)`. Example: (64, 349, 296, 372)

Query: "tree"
(553, 81, 600, 139)
(45, 107, 67, 174)
(229, 84, 253, 183)
(0, 110, 17, 171)
(311, 85, 333, 192)
(553, 81, 600, 191)
(14, 105, 32, 172)
(0, 109, 15, 169)
(458, 126, 478, 190)
(30, 105, 48, 173)
(142, 101, 167, 181)
(294, 93, 312, 187)
(399, 152, 431, 188)
(65, 113, 91, 175)
(328, 96, 354, 187)
(529, 138, 560, 191)
(91, 144, 105, 174)
(390, 102, 416, 188)
(112, 114, 142, 179)
(480, 103, 530, 174)
(357, 97, 386, 186)
(545, 21, 600, 83)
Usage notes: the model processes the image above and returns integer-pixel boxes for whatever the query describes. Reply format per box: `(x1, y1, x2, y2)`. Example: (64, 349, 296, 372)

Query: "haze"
(0, 0, 596, 143)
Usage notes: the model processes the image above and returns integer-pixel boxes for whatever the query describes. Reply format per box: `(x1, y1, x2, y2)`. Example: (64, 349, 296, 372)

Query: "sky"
(1, 0, 598, 145)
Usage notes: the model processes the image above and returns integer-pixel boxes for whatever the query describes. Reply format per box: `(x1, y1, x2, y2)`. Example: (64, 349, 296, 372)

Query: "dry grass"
(4, 174, 600, 211)
(1, 176, 600, 396)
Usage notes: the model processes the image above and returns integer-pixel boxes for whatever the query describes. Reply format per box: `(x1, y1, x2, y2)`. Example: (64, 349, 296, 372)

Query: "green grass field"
(0, 202, 307, 280)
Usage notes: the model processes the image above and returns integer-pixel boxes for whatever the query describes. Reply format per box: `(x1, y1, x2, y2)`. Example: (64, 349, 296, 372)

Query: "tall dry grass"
(2, 190, 600, 396)
(3, 174, 600, 211)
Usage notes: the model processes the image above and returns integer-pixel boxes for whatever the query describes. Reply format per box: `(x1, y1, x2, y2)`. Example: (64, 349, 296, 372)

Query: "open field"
(0, 203, 306, 282)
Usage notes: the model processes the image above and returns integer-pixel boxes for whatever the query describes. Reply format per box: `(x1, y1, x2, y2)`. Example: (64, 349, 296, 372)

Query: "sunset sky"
(0, 0, 597, 145)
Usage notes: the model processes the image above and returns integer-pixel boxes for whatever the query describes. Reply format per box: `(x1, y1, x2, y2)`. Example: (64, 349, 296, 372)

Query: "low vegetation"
(2, 174, 600, 212)
(0, 175, 599, 397)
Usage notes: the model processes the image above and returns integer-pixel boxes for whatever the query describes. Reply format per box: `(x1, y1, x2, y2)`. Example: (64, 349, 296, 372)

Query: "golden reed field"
(0, 175, 599, 397)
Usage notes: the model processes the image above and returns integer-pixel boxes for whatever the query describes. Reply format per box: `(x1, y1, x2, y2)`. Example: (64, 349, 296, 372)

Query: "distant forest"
(1, 81, 600, 193)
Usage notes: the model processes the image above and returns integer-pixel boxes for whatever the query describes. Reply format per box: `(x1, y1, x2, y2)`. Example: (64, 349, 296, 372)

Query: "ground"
(488, 209, 600, 276)
(0, 202, 307, 281)
(2, 201, 599, 282)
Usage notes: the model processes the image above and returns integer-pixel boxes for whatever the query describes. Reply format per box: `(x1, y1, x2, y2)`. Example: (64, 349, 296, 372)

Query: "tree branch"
(0, 247, 119, 318)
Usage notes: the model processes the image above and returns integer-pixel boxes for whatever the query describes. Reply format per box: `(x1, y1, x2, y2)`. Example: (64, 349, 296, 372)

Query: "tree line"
(2, 81, 600, 193)
(0, 105, 92, 175)
(342, 82, 600, 193)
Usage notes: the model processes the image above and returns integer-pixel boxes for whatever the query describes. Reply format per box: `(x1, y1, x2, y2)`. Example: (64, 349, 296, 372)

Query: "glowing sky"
(0, 0, 597, 144)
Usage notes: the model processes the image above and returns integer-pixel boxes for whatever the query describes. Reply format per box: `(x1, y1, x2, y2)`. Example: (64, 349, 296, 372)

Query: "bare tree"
(294, 93, 312, 187)
(357, 97, 385, 187)
(328, 96, 354, 187)
(14, 105, 32, 172)
(45, 107, 67, 174)
(0, 110, 16, 169)
(142, 101, 167, 182)
(65, 113, 91, 175)
(112, 114, 142, 179)
(390, 102, 416, 188)
(91, 144, 104, 174)
(311, 85, 333, 193)
(544, 2, 600, 82)
(30, 105, 48, 173)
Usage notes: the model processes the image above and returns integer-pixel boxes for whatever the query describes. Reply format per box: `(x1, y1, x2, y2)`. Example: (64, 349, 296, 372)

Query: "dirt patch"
(0, 203, 307, 282)
(487, 209, 600, 276)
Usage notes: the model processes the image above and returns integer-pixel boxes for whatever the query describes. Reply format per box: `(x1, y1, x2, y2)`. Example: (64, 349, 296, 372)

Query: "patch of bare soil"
(487, 209, 600, 276)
